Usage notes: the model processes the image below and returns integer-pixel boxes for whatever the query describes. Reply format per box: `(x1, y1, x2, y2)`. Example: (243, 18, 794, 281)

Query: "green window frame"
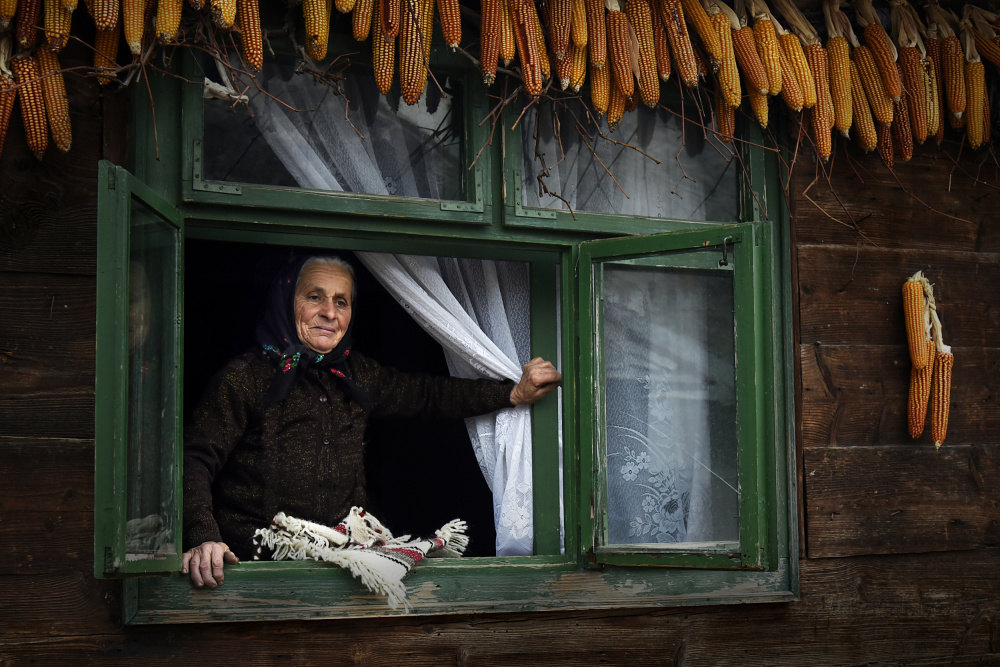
(94, 33, 797, 622)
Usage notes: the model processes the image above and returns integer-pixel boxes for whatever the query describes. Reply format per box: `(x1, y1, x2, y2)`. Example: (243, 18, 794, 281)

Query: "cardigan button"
(323, 438, 330, 445)
(319, 395, 328, 403)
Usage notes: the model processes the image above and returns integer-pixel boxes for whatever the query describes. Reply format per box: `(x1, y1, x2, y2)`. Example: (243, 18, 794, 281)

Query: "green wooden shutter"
(95, 161, 185, 577)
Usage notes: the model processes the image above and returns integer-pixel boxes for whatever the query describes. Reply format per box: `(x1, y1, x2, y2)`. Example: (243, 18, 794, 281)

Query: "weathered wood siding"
(1, 43, 998, 663)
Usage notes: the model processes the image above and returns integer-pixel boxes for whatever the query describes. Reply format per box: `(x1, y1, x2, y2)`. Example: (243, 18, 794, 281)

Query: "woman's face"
(294, 264, 354, 354)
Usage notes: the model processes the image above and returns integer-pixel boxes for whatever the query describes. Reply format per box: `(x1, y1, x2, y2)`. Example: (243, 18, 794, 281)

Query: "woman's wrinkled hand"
(510, 357, 562, 406)
(181, 541, 240, 589)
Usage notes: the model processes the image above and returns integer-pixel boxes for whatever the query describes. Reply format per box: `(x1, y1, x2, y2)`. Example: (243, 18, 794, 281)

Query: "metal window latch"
(719, 236, 732, 267)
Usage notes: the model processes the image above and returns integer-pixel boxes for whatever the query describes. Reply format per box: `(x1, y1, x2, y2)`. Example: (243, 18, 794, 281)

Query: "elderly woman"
(181, 255, 561, 588)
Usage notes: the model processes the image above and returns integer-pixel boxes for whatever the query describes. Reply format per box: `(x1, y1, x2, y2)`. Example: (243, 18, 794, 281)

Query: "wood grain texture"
(0, 272, 95, 438)
(798, 344, 1000, 447)
(0, 437, 95, 574)
(1, 551, 998, 665)
(797, 244, 1000, 348)
(792, 143, 1000, 253)
(0, 43, 101, 276)
(804, 444, 1000, 557)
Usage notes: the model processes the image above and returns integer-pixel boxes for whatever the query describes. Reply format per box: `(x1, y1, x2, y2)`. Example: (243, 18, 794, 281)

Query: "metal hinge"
(191, 140, 242, 195)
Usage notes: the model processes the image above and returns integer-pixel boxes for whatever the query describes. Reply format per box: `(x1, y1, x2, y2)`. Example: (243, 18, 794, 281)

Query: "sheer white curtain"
(245, 74, 536, 555)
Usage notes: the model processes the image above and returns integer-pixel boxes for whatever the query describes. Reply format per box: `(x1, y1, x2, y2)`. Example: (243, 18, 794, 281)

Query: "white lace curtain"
(245, 74, 536, 555)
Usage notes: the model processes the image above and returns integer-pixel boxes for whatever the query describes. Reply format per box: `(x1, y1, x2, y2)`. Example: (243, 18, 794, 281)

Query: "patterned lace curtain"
(245, 73, 537, 555)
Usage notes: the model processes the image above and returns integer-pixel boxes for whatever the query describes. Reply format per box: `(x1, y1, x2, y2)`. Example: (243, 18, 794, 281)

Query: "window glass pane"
(125, 198, 178, 561)
(203, 61, 466, 200)
(521, 100, 738, 222)
(599, 262, 739, 546)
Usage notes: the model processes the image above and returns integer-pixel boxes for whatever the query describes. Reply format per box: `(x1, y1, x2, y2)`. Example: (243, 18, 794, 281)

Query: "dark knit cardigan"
(183, 349, 516, 559)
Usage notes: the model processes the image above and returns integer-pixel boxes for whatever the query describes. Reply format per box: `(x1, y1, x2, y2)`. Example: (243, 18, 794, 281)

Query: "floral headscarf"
(255, 256, 370, 407)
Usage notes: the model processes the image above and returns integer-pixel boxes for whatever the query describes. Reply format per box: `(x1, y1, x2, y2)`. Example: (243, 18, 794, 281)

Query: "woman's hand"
(510, 357, 562, 406)
(181, 541, 240, 588)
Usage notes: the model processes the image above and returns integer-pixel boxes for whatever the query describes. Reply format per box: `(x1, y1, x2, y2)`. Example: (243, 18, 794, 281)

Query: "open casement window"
(95, 162, 184, 577)
(578, 223, 779, 571)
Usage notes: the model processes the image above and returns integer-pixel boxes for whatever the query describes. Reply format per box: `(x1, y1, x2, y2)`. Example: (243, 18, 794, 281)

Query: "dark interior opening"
(184, 240, 498, 556)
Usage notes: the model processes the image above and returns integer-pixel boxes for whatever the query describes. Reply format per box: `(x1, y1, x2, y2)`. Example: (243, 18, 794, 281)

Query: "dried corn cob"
(776, 40, 803, 111)
(925, 54, 940, 139)
(156, 0, 182, 42)
(399, 0, 426, 104)
(43, 0, 71, 51)
(571, 42, 588, 90)
(907, 337, 935, 439)
(436, 0, 460, 48)
(733, 24, 768, 95)
(892, 90, 913, 162)
(660, 0, 698, 88)
(591, 56, 610, 116)
(748, 82, 769, 128)
(499, 0, 515, 63)
(930, 348, 953, 448)
(302, 0, 329, 59)
(16, 0, 42, 47)
(856, 0, 901, 102)
(382, 0, 401, 37)
(571, 0, 588, 47)
(354, 0, 374, 39)
(849, 60, 877, 151)
(898, 47, 928, 144)
(509, 0, 545, 96)
(606, 4, 634, 99)
(530, 0, 549, 80)
(0, 67, 15, 160)
(964, 59, 986, 149)
(926, 33, 944, 142)
(827, 36, 851, 136)
(711, 8, 739, 106)
(752, 13, 782, 96)
(235, 0, 263, 70)
(980, 83, 990, 144)
(607, 76, 626, 131)
(0, 0, 15, 30)
(123, 0, 150, 55)
(971, 28, 1000, 70)
(854, 45, 893, 124)
(782, 33, 815, 108)
(480, 0, 501, 83)
(36, 48, 70, 152)
(373, 0, 396, 93)
(626, 0, 658, 107)
(585, 0, 605, 69)
(336, 0, 354, 13)
(771, 0, 822, 103)
(806, 43, 833, 159)
(11, 54, 46, 159)
(877, 121, 892, 168)
(556, 41, 574, 88)
(549, 0, 571, 59)
(902, 272, 931, 370)
(653, 1, 671, 81)
(941, 35, 966, 120)
(715, 79, 735, 140)
(680, 0, 720, 71)
(93, 28, 118, 85)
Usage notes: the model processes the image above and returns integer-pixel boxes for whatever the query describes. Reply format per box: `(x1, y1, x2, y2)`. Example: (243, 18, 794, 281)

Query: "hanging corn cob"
(877, 119, 892, 168)
(960, 19, 986, 149)
(302, 0, 330, 59)
(745, 0, 781, 96)
(891, 65, 912, 162)
(382, 0, 401, 37)
(627, 0, 659, 107)
(715, 77, 736, 139)
(892, 1, 930, 145)
(965, 6, 1000, 73)
(907, 337, 935, 439)
(156, 0, 183, 42)
(124, 0, 150, 55)
(509, 0, 545, 96)
(0, 37, 15, 159)
(436, 0, 461, 49)
(0, 0, 15, 31)
(211, 0, 236, 28)
(709, 3, 739, 106)
(571, 0, 588, 47)
(236, 0, 263, 71)
(607, 75, 626, 130)
(556, 41, 574, 88)
(747, 78, 769, 127)
(926, 3, 964, 124)
(591, 56, 610, 116)
(849, 60, 877, 151)
(530, 0, 550, 81)
(336, 0, 356, 13)
(480, 0, 501, 83)
(43, 0, 72, 52)
(36, 47, 71, 153)
(660, 0, 698, 88)
(372, 0, 396, 93)
(499, 0, 515, 64)
(680, 0, 720, 72)
(94, 27, 119, 85)
(854, 45, 893, 125)
(855, 0, 901, 102)
(924, 17, 944, 143)
(927, 275, 952, 449)
(902, 270, 932, 370)
(11, 54, 47, 159)
(770, 0, 821, 108)
(762, 8, 804, 111)
(605, 0, 636, 99)
(548, 0, 572, 60)
(354, 0, 374, 40)
(586, 0, 606, 69)
(571, 42, 588, 90)
(17, 0, 42, 47)
(399, 0, 426, 104)
(806, 42, 833, 161)
(653, 0, 672, 81)
(730, 1, 767, 95)
(821, 0, 858, 136)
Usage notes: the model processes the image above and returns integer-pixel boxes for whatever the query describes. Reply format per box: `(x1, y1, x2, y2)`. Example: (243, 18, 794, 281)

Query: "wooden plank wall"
(2, 50, 999, 662)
